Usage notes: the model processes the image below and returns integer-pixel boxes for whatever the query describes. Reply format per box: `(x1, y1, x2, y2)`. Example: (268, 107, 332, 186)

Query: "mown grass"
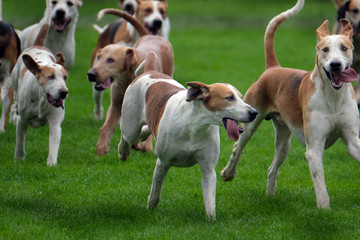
(1, 0, 360, 239)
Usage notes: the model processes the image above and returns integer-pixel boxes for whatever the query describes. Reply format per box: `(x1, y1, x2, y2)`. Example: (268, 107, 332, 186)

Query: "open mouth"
(94, 77, 114, 91)
(52, 17, 71, 32)
(46, 93, 64, 109)
(323, 67, 357, 90)
(145, 23, 160, 35)
(223, 118, 244, 141)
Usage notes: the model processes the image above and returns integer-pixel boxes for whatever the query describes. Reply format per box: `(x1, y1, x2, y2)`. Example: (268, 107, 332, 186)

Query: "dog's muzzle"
(323, 65, 357, 90)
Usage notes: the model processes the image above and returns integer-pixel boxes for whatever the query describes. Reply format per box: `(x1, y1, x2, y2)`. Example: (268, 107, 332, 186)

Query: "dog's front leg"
(14, 116, 28, 160)
(201, 166, 216, 220)
(147, 158, 170, 209)
(47, 117, 63, 166)
(93, 88, 104, 120)
(305, 140, 329, 208)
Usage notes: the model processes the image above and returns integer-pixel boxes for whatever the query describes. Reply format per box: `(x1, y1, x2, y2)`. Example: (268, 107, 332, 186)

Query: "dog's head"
(338, 0, 360, 33)
(316, 19, 357, 90)
(22, 52, 68, 109)
(135, 0, 167, 36)
(186, 82, 258, 141)
(118, 0, 138, 15)
(87, 44, 140, 91)
(51, 0, 82, 32)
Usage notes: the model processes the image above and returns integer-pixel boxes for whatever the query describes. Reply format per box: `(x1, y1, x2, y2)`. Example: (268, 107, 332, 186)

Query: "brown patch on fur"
(135, 1, 167, 24)
(203, 83, 240, 111)
(38, 66, 55, 86)
(146, 81, 183, 138)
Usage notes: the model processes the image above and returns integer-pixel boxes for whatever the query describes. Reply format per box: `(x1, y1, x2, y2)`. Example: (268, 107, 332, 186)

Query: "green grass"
(1, 0, 360, 239)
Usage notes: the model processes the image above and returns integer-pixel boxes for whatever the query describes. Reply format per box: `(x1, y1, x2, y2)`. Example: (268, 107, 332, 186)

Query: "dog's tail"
(33, 0, 52, 46)
(264, 0, 304, 69)
(135, 51, 156, 77)
(97, 8, 149, 37)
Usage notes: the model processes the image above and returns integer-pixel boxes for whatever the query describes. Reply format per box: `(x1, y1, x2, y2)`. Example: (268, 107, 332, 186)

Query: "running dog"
(221, 0, 360, 209)
(11, 0, 68, 166)
(19, 0, 82, 71)
(0, 0, 21, 132)
(119, 52, 257, 220)
(87, 9, 174, 155)
(91, 0, 169, 120)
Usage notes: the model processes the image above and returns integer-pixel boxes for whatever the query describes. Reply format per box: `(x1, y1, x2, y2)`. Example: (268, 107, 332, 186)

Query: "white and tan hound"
(221, 0, 360, 209)
(19, 0, 82, 71)
(11, 0, 68, 166)
(119, 52, 257, 220)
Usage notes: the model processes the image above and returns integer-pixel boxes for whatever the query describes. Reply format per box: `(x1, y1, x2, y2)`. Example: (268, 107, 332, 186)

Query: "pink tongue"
(225, 118, 239, 141)
(100, 78, 112, 89)
(332, 68, 358, 83)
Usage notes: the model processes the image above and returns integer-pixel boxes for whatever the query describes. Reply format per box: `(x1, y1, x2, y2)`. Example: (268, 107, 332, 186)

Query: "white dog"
(11, 0, 68, 166)
(119, 52, 258, 219)
(19, 0, 82, 71)
(221, 0, 360, 209)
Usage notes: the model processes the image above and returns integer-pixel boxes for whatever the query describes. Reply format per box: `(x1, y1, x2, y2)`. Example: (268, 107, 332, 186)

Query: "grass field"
(1, 0, 360, 239)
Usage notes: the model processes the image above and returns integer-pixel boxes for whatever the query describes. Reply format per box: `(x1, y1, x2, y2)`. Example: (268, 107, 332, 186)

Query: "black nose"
(153, 19, 162, 30)
(59, 90, 68, 99)
(330, 61, 342, 72)
(87, 71, 97, 82)
(249, 109, 258, 121)
(55, 9, 66, 19)
(124, 4, 135, 15)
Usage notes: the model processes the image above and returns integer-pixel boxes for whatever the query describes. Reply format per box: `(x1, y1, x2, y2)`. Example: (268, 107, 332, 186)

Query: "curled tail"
(33, 0, 51, 46)
(97, 8, 148, 37)
(264, 0, 304, 69)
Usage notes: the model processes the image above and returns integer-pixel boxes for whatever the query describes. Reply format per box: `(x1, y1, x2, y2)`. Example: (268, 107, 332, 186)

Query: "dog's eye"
(352, 8, 359, 14)
(48, 74, 55, 80)
(226, 95, 235, 102)
(341, 45, 348, 51)
(67, 1, 74, 7)
(51, 0, 57, 5)
(107, 58, 115, 64)
(145, 8, 152, 13)
(322, 47, 329, 53)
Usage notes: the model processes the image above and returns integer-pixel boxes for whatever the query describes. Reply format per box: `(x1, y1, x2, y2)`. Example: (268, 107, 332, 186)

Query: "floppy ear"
(158, 0, 168, 8)
(186, 82, 210, 102)
(125, 48, 138, 70)
(339, 18, 353, 39)
(55, 52, 66, 68)
(77, 0, 83, 7)
(316, 20, 330, 41)
(22, 54, 41, 78)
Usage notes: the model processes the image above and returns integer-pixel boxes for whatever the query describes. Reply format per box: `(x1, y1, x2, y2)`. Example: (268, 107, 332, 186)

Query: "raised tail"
(264, 0, 304, 69)
(33, 0, 51, 46)
(97, 8, 148, 37)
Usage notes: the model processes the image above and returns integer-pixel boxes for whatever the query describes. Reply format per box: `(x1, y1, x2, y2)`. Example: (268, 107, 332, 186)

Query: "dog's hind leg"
(266, 118, 291, 195)
(221, 114, 264, 182)
(93, 87, 104, 120)
(147, 158, 171, 209)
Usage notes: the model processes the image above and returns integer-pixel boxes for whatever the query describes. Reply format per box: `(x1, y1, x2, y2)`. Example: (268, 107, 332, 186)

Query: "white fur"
(11, 47, 68, 166)
(19, 0, 82, 71)
(119, 75, 257, 219)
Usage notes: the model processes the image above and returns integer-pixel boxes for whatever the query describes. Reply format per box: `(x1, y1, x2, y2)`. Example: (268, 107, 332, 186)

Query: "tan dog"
(221, 0, 360, 209)
(0, 0, 21, 132)
(91, 0, 169, 120)
(334, 0, 360, 103)
(87, 9, 174, 155)
(119, 52, 257, 220)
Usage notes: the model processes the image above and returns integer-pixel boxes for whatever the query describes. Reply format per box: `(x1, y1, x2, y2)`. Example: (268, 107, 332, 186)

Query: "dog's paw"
(47, 157, 57, 166)
(118, 139, 131, 161)
(96, 143, 109, 155)
(220, 168, 235, 182)
(93, 106, 104, 121)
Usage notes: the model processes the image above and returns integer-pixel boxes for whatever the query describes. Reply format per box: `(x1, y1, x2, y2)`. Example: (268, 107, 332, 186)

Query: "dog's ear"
(158, 0, 168, 8)
(125, 48, 138, 70)
(22, 54, 41, 78)
(186, 82, 210, 102)
(316, 20, 330, 41)
(339, 18, 353, 39)
(55, 52, 66, 68)
(77, 0, 83, 7)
